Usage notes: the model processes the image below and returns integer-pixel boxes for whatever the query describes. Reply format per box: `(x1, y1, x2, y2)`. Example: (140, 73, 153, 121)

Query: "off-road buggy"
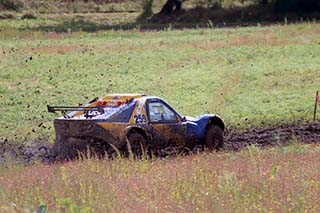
(48, 94, 225, 158)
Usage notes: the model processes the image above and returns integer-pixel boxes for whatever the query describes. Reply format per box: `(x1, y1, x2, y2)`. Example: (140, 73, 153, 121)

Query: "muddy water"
(1, 122, 320, 164)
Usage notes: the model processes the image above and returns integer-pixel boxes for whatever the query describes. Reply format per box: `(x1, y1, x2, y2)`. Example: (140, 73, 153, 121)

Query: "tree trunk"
(159, 0, 182, 15)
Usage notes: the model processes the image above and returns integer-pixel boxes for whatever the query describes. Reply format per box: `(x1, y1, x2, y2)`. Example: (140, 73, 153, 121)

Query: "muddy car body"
(49, 94, 225, 158)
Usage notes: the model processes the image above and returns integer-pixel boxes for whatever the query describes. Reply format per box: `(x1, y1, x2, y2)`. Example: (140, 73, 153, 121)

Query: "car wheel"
(204, 124, 224, 151)
(126, 131, 147, 158)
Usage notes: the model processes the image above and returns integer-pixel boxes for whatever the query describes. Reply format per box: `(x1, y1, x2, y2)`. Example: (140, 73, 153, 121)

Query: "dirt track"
(225, 122, 320, 150)
(1, 122, 320, 164)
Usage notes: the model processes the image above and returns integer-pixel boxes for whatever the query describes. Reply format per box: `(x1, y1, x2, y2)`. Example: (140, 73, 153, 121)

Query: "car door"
(146, 99, 188, 148)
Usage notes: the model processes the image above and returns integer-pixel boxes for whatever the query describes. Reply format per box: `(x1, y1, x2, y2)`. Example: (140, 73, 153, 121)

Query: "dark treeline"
(274, 0, 320, 12)
(159, 0, 320, 15)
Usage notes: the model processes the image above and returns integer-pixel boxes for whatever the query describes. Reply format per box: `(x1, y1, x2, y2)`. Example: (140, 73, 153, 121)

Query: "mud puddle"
(1, 122, 320, 164)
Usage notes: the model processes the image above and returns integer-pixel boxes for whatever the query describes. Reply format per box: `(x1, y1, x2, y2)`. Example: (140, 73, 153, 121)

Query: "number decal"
(134, 114, 147, 124)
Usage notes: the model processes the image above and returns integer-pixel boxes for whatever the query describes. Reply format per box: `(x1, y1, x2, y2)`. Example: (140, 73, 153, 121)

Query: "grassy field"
(0, 17, 319, 143)
(1, 144, 320, 211)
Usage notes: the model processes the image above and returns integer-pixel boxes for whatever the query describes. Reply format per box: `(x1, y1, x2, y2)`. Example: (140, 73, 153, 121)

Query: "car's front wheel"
(204, 124, 224, 151)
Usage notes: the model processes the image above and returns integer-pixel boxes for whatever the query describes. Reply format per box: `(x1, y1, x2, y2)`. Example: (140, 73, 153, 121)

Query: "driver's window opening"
(149, 102, 177, 122)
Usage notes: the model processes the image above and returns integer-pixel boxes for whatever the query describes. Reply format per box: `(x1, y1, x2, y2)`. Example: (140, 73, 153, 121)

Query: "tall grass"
(0, 143, 320, 211)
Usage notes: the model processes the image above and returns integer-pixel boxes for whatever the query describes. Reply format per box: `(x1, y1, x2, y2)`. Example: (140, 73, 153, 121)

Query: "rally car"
(48, 94, 225, 158)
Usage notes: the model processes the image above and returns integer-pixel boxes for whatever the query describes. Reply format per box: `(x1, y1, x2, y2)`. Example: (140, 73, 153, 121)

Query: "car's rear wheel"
(204, 124, 224, 151)
(126, 131, 148, 158)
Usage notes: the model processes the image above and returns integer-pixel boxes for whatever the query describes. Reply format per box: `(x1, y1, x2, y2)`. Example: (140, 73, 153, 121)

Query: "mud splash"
(225, 122, 320, 150)
(1, 122, 320, 164)
(0, 140, 55, 165)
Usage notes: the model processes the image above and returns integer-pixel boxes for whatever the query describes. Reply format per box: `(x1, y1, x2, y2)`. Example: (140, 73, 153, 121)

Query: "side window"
(148, 101, 177, 123)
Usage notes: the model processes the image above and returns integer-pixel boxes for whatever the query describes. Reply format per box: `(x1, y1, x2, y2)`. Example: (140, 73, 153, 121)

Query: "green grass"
(0, 19, 320, 142)
(0, 144, 320, 211)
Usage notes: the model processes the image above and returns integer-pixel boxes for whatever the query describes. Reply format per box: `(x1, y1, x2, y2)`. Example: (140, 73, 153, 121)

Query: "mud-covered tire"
(204, 125, 224, 151)
(126, 132, 147, 158)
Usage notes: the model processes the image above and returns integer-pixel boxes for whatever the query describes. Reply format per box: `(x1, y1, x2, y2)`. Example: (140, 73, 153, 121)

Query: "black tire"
(126, 132, 147, 158)
(204, 125, 224, 151)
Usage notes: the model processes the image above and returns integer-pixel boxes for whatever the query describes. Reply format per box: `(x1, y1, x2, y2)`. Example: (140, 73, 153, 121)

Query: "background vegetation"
(1, 0, 319, 16)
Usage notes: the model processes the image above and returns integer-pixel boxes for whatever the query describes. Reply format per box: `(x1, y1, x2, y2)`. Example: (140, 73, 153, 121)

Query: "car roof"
(100, 94, 147, 101)
(99, 94, 167, 101)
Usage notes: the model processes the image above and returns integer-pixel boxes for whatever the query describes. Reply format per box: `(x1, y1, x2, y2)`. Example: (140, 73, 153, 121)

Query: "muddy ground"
(1, 122, 320, 164)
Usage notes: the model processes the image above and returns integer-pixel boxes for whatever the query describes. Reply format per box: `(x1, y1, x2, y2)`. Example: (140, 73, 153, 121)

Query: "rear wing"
(47, 105, 102, 114)
(47, 97, 100, 114)
(47, 97, 135, 115)
(47, 97, 134, 117)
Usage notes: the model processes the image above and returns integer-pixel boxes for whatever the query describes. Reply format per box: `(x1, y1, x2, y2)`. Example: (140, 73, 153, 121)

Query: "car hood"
(185, 114, 217, 123)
